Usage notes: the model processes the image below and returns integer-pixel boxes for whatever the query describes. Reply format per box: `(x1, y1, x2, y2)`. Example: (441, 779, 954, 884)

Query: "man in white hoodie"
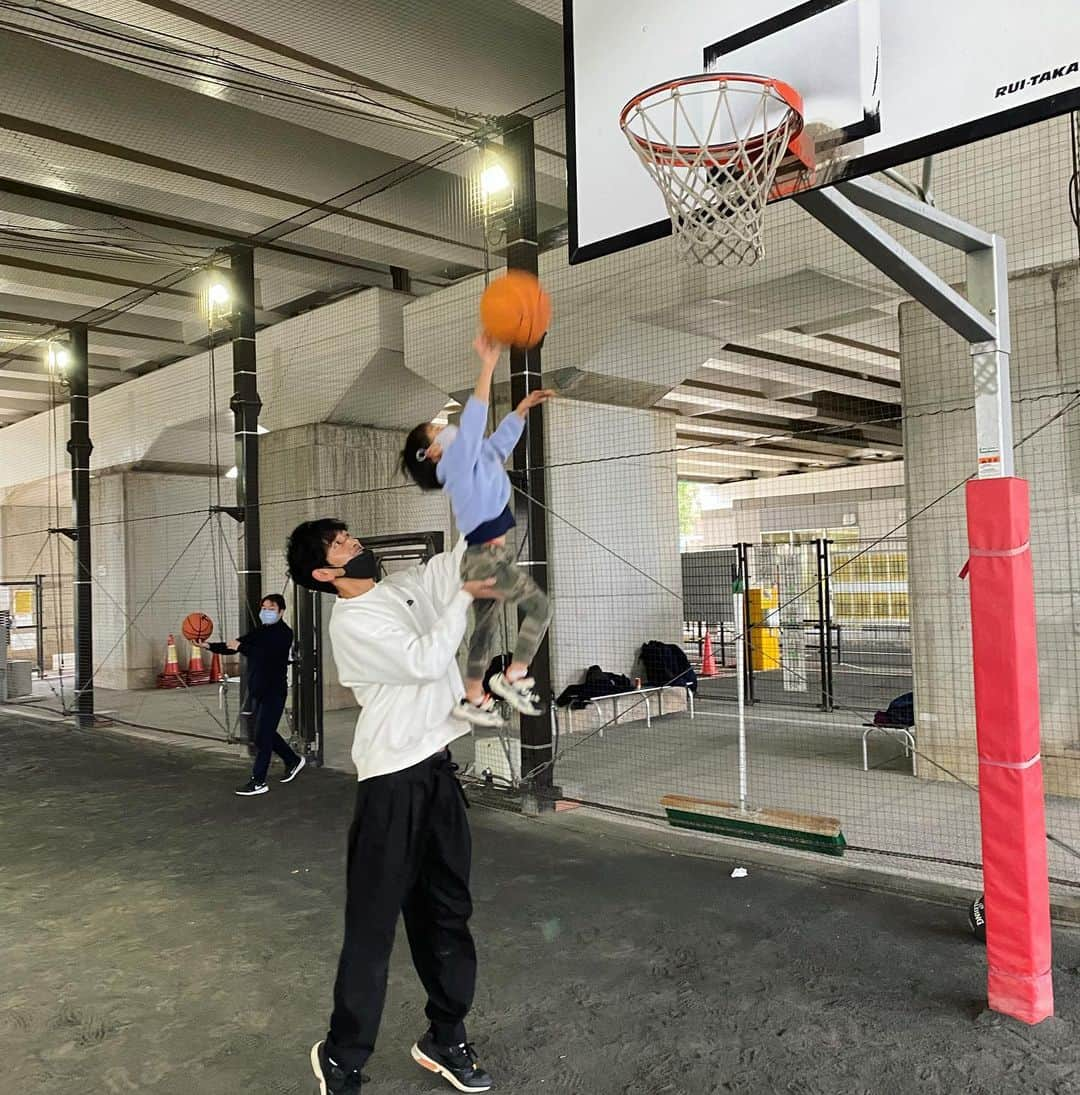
(286, 518, 502, 1095)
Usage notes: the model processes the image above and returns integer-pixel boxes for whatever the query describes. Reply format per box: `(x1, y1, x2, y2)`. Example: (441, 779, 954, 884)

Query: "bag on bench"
(873, 691, 913, 728)
(639, 641, 698, 694)
(556, 665, 634, 710)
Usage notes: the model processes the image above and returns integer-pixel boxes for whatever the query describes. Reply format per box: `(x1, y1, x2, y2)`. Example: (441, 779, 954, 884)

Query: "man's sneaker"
(489, 672, 543, 717)
(310, 1041, 364, 1094)
(234, 778, 268, 796)
(411, 1033, 493, 1093)
(281, 755, 306, 783)
(451, 697, 504, 728)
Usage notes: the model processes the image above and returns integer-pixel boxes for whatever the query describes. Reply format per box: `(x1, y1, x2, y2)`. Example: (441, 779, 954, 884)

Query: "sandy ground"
(2, 712, 1079, 1095)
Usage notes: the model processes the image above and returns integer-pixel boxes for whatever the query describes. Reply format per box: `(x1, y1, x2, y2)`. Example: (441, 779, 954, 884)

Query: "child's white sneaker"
(489, 672, 543, 717)
(451, 696, 505, 728)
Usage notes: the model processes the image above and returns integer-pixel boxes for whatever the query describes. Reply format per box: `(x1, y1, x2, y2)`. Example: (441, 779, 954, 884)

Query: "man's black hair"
(261, 593, 286, 612)
(286, 518, 347, 595)
(400, 423, 441, 491)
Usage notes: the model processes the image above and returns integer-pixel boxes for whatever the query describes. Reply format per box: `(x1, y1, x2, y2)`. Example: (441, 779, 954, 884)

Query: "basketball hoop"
(620, 73, 813, 267)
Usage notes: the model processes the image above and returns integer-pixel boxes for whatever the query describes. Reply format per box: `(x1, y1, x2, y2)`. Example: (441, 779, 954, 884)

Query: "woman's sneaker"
(281, 755, 306, 783)
(451, 697, 504, 728)
(411, 1033, 493, 1092)
(489, 672, 543, 717)
(234, 778, 268, 796)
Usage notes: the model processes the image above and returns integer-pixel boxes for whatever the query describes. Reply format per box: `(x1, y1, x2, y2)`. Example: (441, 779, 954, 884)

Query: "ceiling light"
(203, 271, 233, 318)
(478, 151, 514, 218)
(480, 162, 511, 197)
(208, 281, 231, 307)
(46, 342, 70, 373)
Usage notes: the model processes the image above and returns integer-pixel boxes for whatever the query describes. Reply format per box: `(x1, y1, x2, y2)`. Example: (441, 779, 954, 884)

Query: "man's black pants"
(325, 750, 476, 1070)
(250, 691, 299, 784)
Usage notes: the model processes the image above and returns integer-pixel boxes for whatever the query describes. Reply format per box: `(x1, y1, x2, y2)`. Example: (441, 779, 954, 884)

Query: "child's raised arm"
(472, 332, 501, 404)
(439, 335, 504, 481)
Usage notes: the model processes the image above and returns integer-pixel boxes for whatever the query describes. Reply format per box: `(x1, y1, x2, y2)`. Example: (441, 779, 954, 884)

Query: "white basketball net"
(621, 77, 804, 267)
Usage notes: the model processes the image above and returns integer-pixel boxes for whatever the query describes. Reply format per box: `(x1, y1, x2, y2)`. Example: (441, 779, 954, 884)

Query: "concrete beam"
(662, 385, 820, 420)
(702, 347, 900, 404)
(675, 440, 806, 471)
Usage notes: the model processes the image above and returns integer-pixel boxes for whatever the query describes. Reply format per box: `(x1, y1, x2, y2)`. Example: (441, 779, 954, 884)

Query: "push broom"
(662, 567, 847, 856)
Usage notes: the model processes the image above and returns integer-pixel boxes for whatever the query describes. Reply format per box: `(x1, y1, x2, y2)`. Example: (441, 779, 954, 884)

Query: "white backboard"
(565, 0, 1080, 262)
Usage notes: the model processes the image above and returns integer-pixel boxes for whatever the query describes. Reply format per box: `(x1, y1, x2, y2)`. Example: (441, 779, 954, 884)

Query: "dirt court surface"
(3, 713, 1080, 1095)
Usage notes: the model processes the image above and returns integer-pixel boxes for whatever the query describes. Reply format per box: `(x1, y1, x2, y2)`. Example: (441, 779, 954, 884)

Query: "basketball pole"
(67, 322, 94, 731)
(229, 245, 263, 752)
(501, 113, 558, 811)
(796, 177, 1053, 1025)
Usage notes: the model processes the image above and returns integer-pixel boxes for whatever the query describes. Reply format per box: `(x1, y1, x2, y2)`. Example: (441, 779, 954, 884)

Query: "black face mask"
(340, 548, 379, 581)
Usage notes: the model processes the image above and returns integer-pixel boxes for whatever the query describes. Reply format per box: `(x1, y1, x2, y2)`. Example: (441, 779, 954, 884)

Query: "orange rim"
(619, 72, 805, 170)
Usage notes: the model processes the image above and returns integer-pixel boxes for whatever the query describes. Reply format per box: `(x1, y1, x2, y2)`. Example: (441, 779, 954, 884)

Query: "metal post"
(735, 581, 748, 812)
(967, 237, 1014, 478)
(229, 246, 262, 747)
(314, 590, 324, 768)
(503, 113, 555, 804)
(34, 574, 44, 678)
(67, 324, 94, 728)
(822, 538, 835, 709)
(815, 539, 833, 712)
(735, 543, 755, 704)
(291, 592, 306, 750)
(294, 586, 319, 762)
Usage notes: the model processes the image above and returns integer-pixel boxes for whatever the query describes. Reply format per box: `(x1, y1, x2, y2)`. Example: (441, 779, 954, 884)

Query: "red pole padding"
(965, 477, 1053, 1023)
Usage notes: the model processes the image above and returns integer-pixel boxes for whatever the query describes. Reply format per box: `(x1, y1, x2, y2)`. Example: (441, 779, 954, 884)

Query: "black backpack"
(873, 692, 914, 727)
(639, 641, 698, 693)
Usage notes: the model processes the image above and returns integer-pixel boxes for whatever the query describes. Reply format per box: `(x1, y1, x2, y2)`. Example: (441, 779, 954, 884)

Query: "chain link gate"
(682, 540, 911, 719)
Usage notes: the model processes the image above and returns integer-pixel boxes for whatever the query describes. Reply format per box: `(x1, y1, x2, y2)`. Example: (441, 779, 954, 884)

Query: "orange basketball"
(479, 270, 551, 349)
(181, 612, 214, 643)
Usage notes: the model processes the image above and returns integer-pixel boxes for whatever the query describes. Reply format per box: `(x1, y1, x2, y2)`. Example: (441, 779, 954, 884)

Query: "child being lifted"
(401, 333, 554, 727)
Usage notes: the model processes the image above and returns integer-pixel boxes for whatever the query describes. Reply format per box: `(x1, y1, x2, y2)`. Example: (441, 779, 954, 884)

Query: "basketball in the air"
(181, 612, 214, 643)
(479, 270, 551, 349)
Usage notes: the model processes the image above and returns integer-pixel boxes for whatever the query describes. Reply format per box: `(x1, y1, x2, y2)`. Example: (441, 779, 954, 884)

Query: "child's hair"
(261, 593, 286, 612)
(400, 423, 441, 491)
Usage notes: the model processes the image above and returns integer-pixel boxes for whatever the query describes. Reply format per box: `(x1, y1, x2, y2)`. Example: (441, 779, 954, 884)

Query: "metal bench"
(564, 684, 695, 737)
(861, 722, 917, 776)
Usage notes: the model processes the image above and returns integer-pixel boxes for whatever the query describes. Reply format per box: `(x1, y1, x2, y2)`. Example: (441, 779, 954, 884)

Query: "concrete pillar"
(545, 399, 684, 715)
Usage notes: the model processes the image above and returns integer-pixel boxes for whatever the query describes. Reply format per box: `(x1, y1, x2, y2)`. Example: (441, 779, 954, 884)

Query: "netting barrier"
(0, 75, 1078, 900)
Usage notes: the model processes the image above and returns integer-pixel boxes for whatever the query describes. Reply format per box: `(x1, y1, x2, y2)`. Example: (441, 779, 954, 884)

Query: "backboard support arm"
(795, 176, 1012, 477)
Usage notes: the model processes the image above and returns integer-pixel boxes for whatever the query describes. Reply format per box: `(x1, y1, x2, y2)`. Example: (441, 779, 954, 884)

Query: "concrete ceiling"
(0, 0, 566, 420)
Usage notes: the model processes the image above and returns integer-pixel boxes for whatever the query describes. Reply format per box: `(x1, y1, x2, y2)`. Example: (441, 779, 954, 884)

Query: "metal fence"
(681, 540, 912, 719)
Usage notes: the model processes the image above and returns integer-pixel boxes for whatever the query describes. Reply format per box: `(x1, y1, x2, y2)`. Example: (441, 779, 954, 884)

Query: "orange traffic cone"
(157, 634, 183, 689)
(208, 651, 224, 683)
(700, 630, 718, 677)
(186, 641, 210, 685)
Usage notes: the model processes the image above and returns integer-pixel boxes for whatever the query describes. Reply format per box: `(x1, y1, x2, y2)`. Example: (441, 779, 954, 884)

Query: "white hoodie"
(328, 539, 473, 781)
